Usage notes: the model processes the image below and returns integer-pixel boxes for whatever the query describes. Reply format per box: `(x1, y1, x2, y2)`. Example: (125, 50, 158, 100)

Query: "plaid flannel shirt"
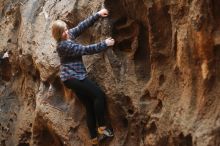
(56, 13, 108, 81)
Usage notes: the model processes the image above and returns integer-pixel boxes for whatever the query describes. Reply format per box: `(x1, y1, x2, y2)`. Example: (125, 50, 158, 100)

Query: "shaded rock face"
(0, 0, 219, 146)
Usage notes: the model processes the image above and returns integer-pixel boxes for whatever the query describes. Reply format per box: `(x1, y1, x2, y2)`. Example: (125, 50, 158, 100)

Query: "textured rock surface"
(0, 0, 219, 146)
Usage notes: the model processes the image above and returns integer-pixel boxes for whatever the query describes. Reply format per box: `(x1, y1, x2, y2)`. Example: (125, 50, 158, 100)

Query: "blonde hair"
(52, 20, 67, 42)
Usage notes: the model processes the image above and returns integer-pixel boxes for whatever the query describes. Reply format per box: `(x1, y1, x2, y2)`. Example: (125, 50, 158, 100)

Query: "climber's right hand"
(98, 9, 109, 17)
(105, 38, 115, 46)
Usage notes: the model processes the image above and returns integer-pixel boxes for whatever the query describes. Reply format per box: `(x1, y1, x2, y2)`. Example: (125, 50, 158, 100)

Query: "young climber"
(51, 9, 115, 145)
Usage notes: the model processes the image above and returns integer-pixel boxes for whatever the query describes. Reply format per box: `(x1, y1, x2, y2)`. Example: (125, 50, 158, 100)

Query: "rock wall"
(0, 0, 219, 146)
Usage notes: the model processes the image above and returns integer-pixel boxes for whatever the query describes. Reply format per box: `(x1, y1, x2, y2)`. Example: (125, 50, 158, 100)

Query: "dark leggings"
(63, 77, 106, 138)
